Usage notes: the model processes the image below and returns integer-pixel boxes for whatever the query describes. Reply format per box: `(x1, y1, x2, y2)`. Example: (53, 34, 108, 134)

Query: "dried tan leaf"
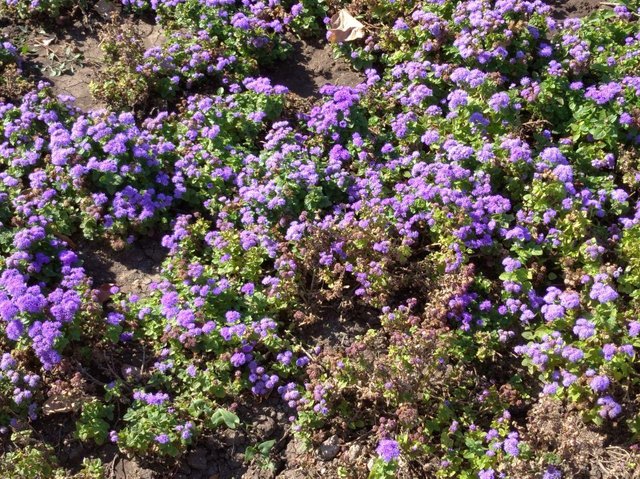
(95, 283, 116, 304)
(327, 9, 365, 43)
(52, 232, 77, 249)
(42, 393, 87, 415)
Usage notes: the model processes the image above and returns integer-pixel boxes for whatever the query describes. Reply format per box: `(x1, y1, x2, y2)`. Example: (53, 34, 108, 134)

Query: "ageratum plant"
(0, 0, 640, 478)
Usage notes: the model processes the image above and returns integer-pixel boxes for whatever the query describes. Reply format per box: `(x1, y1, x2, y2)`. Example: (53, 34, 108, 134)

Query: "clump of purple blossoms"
(376, 438, 401, 462)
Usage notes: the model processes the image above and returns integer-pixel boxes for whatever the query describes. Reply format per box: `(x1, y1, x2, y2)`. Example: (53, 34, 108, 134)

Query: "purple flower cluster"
(376, 438, 400, 462)
(0, 353, 40, 420)
(2, 0, 640, 470)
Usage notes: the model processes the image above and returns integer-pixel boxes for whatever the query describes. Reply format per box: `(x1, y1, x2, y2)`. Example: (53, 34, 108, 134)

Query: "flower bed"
(1, 0, 640, 478)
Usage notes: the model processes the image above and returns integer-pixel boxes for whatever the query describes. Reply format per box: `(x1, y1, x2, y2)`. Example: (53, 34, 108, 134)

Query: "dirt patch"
(112, 457, 156, 479)
(77, 236, 165, 297)
(30, 17, 164, 111)
(1, 2, 164, 112)
(548, 0, 605, 18)
(138, 20, 165, 51)
(29, 21, 105, 111)
(294, 301, 379, 351)
(264, 37, 364, 98)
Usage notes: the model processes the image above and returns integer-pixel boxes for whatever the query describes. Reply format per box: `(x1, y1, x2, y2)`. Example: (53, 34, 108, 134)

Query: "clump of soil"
(264, 37, 364, 98)
(31, 21, 105, 111)
(77, 236, 165, 298)
(548, 0, 605, 18)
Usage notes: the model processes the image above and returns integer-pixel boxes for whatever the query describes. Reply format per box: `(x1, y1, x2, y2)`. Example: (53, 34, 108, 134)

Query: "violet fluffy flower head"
(478, 469, 495, 479)
(602, 344, 617, 361)
(573, 318, 595, 339)
(543, 382, 559, 395)
(561, 346, 584, 363)
(502, 257, 521, 272)
(597, 396, 622, 419)
(503, 431, 520, 456)
(376, 438, 401, 462)
(230, 351, 248, 367)
(488, 92, 510, 112)
(590, 375, 610, 392)
(133, 390, 170, 405)
(585, 82, 623, 104)
(543, 466, 562, 479)
(628, 321, 640, 337)
(589, 282, 619, 304)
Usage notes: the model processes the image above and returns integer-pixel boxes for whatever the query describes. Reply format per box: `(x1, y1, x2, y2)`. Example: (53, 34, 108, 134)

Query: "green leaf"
(211, 408, 240, 429)
(244, 446, 256, 462)
(257, 439, 275, 455)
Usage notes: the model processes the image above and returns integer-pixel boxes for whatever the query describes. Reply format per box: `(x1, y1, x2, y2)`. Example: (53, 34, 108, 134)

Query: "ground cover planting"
(1, 0, 640, 477)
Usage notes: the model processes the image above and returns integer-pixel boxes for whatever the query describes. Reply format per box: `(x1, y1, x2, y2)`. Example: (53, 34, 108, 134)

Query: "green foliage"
(89, 20, 149, 111)
(76, 400, 114, 446)
(0, 0, 82, 20)
(244, 438, 276, 471)
(0, 432, 58, 479)
(210, 408, 240, 429)
(368, 458, 398, 479)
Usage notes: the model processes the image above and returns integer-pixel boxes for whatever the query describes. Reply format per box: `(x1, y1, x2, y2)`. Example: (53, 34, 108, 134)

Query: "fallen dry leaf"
(42, 393, 87, 415)
(327, 9, 365, 43)
(52, 231, 77, 249)
(95, 283, 116, 304)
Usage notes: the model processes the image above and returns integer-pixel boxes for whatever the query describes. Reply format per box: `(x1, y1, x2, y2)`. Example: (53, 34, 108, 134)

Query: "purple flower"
(602, 344, 617, 361)
(561, 371, 577, 387)
(553, 164, 573, 182)
(225, 310, 241, 323)
(230, 352, 247, 367)
(590, 283, 618, 304)
(376, 438, 400, 462)
(573, 318, 595, 339)
(559, 291, 580, 310)
(421, 129, 440, 145)
(585, 82, 623, 104)
(611, 189, 628, 202)
(478, 469, 495, 479)
(543, 382, 559, 395)
(619, 344, 634, 357)
(543, 466, 562, 479)
(543, 304, 565, 322)
(6, 320, 23, 341)
(106, 312, 124, 326)
(488, 92, 510, 112)
(502, 257, 521, 272)
(503, 432, 519, 456)
(447, 89, 468, 110)
(590, 375, 610, 392)
(485, 429, 499, 441)
(597, 396, 622, 419)
(561, 346, 584, 363)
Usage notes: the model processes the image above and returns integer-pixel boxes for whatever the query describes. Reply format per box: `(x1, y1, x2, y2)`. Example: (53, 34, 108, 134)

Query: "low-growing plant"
(1, 0, 640, 477)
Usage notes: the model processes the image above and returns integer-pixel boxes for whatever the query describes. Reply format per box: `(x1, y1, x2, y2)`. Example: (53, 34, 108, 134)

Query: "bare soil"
(548, 0, 606, 18)
(77, 236, 165, 297)
(1, 1, 163, 111)
(263, 36, 364, 98)
(1, 0, 611, 477)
